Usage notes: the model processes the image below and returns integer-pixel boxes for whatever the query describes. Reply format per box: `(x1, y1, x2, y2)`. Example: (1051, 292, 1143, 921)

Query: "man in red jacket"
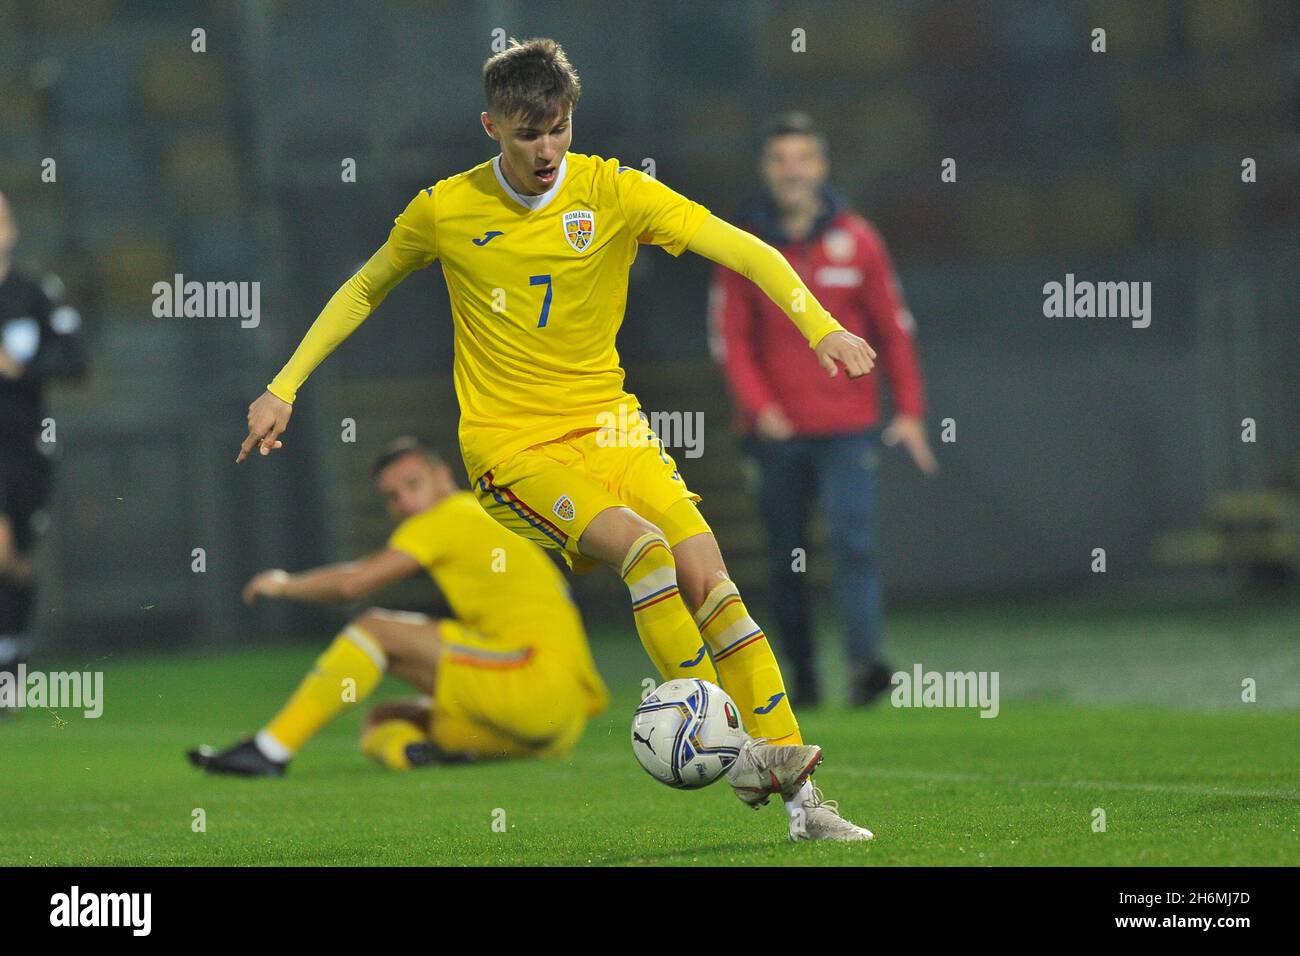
(709, 113, 937, 707)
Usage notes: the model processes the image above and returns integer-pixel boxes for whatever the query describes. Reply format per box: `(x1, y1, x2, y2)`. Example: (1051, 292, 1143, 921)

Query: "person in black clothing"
(0, 190, 87, 706)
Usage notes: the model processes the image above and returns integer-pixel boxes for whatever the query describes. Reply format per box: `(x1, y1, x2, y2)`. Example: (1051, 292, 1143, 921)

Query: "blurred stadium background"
(1, 0, 1296, 690)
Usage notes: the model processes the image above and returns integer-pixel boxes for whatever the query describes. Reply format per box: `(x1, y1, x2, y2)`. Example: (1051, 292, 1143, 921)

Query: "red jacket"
(709, 194, 925, 436)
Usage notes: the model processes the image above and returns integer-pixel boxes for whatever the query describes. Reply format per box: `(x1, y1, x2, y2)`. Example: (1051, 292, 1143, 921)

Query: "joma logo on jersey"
(553, 495, 576, 521)
(562, 209, 595, 252)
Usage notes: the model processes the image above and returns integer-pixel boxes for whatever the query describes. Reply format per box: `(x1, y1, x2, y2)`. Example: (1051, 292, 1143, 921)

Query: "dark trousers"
(750, 429, 883, 688)
(0, 448, 51, 661)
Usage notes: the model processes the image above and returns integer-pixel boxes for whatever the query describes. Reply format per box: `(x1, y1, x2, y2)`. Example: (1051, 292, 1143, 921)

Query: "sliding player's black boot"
(188, 738, 288, 777)
(404, 739, 476, 768)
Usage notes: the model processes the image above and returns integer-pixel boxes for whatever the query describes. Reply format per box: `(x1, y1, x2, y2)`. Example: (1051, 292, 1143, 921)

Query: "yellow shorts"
(474, 414, 711, 572)
(431, 619, 589, 758)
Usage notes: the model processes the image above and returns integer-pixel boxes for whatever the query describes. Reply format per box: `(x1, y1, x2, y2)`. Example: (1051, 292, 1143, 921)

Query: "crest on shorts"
(553, 494, 576, 521)
(562, 209, 595, 252)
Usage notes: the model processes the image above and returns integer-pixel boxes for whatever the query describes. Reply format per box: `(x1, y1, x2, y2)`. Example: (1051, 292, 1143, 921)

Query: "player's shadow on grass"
(1160, 794, 1300, 817)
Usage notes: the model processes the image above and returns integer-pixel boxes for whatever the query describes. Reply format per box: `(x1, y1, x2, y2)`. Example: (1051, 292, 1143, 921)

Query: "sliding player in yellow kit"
(192, 437, 608, 776)
(237, 38, 875, 841)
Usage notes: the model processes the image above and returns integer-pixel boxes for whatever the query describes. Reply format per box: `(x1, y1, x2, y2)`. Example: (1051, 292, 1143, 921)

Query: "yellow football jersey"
(386, 490, 607, 707)
(383, 152, 711, 481)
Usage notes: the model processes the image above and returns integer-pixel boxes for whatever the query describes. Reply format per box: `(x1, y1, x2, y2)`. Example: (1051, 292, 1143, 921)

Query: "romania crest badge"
(562, 209, 595, 252)
(553, 495, 576, 521)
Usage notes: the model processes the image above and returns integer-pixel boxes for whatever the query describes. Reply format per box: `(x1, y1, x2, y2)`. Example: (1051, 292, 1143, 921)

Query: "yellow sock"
(694, 580, 801, 745)
(262, 625, 386, 755)
(620, 533, 720, 683)
(360, 718, 427, 770)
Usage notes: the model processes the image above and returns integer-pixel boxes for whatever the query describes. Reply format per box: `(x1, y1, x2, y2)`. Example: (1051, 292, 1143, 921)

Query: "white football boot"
(787, 785, 875, 842)
(725, 736, 823, 808)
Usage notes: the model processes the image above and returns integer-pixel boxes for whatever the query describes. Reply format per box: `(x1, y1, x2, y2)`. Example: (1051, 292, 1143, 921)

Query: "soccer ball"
(631, 678, 747, 789)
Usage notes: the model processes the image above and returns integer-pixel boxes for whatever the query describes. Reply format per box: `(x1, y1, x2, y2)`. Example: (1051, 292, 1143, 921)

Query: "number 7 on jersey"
(529, 274, 553, 328)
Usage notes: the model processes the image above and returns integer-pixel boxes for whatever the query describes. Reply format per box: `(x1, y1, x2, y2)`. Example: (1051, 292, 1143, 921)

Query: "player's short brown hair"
(372, 436, 445, 478)
(761, 111, 828, 155)
(483, 37, 581, 127)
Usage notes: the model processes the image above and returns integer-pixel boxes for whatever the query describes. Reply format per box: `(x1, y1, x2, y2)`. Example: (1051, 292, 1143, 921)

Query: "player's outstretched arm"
(242, 549, 421, 605)
(236, 242, 415, 462)
(685, 214, 876, 379)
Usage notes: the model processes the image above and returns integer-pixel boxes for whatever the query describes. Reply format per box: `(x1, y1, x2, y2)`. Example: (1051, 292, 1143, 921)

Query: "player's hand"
(0, 347, 22, 380)
(756, 405, 796, 441)
(0, 524, 34, 583)
(882, 414, 939, 476)
(243, 569, 291, 605)
(0, 516, 15, 577)
(815, 330, 876, 379)
(238, 390, 293, 463)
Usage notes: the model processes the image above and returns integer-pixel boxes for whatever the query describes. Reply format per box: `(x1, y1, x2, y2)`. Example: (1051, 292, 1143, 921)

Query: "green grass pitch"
(2, 595, 1297, 866)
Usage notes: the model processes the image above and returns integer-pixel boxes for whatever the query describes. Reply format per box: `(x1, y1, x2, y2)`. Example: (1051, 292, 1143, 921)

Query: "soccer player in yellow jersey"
(236, 38, 875, 840)
(191, 436, 608, 775)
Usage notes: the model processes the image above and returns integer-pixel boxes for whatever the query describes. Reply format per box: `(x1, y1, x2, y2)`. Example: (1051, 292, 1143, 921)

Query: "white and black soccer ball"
(631, 678, 747, 789)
